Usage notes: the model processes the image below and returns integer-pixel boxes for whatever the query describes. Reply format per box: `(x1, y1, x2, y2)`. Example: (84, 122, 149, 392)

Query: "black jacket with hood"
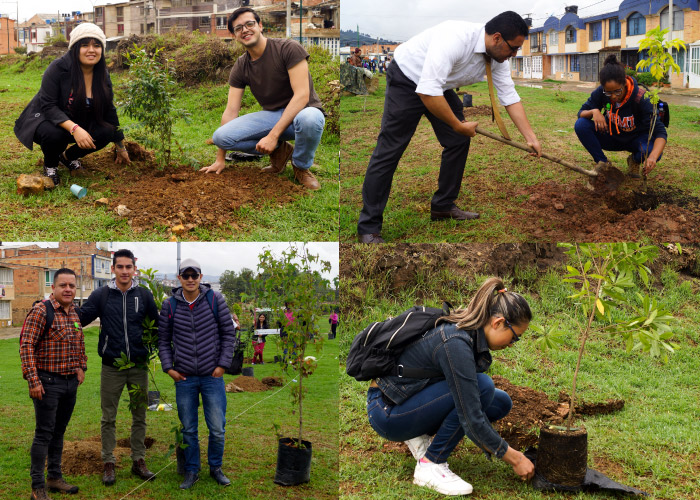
(79, 278, 159, 367)
(578, 75, 667, 143)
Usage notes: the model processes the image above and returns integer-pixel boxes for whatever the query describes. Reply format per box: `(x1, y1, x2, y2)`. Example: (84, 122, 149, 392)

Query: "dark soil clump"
(231, 375, 268, 392)
(62, 439, 130, 475)
(116, 436, 156, 449)
(262, 376, 284, 388)
(463, 105, 493, 118)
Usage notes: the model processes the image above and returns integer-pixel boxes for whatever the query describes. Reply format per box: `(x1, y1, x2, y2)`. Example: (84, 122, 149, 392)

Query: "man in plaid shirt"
(20, 268, 87, 500)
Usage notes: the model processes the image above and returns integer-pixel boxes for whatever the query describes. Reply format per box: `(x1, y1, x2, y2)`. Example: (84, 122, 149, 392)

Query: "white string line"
(118, 353, 324, 500)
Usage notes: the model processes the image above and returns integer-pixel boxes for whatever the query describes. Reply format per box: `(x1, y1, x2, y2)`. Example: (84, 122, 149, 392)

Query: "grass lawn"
(340, 76, 700, 242)
(0, 55, 339, 241)
(338, 249, 700, 499)
(0, 324, 339, 499)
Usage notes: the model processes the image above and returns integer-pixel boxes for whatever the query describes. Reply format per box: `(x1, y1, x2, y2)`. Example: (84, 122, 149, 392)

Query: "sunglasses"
(181, 272, 200, 280)
(504, 319, 520, 344)
(233, 20, 257, 34)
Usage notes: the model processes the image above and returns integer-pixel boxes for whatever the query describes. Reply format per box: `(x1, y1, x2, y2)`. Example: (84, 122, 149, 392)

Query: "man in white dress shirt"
(357, 11, 543, 243)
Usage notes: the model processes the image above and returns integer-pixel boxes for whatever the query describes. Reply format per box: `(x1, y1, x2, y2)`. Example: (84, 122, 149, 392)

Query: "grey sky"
(7, 1, 119, 24)
(3, 242, 339, 281)
(341, 0, 625, 42)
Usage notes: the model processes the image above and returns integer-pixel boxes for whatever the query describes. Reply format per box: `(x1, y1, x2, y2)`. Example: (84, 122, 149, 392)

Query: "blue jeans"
(212, 107, 325, 169)
(367, 376, 511, 463)
(574, 117, 662, 164)
(175, 375, 227, 472)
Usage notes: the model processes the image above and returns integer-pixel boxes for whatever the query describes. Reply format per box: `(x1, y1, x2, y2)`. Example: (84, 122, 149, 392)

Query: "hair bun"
(604, 54, 621, 66)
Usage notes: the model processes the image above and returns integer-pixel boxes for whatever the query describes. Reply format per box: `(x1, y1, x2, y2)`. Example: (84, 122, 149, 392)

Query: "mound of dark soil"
(463, 105, 493, 118)
(262, 376, 284, 388)
(231, 375, 268, 392)
(66, 142, 305, 236)
(62, 439, 130, 475)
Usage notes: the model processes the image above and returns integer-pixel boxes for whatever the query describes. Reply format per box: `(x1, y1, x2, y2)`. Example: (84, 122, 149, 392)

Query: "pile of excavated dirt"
(61, 142, 305, 236)
(230, 375, 268, 393)
(463, 105, 493, 118)
(261, 376, 284, 388)
(62, 439, 130, 475)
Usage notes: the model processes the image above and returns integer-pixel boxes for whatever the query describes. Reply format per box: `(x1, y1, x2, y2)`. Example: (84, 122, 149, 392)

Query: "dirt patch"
(505, 179, 700, 242)
(230, 375, 268, 392)
(62, 439, 130, 475)
(116, 436, 156, 449)
(262, 376, 284, 388)
(463, 105, 493, 118)
(63, 142, 305, 235)
(558, 392, 625, 416)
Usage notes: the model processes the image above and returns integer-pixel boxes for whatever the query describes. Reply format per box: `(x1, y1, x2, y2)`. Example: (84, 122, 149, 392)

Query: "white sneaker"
(404, 434, 432, 460)
(413, 461, 473, 496)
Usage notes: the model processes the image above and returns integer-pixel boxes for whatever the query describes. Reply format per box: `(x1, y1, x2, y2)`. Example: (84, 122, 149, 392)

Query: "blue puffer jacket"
(157, 284, 237, 376)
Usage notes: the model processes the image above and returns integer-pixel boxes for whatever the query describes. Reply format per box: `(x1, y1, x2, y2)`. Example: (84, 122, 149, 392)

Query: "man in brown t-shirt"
(349, 48, 363, 67)
(201, 7, 325, 191)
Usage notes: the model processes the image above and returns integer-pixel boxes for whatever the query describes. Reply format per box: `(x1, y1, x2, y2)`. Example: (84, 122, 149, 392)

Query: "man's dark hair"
(54, 268, 77, 284)
(113, 248, 136, 266)
(228, 7, 261, 33)
(485, 11, 529, 40)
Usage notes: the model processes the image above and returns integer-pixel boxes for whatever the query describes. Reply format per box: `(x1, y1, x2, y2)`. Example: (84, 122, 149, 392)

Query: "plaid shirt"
(20, 295, 88, 390)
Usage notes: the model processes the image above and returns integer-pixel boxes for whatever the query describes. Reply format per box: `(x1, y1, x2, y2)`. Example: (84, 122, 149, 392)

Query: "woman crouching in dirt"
(366, 277, 534, 496)
(575, 55, 667, 179)
(14, 23, 130, 187)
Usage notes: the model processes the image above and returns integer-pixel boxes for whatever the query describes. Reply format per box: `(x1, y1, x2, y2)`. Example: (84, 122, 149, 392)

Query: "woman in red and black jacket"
(14, 23, 130, 187)
(574, 55, 667, 178)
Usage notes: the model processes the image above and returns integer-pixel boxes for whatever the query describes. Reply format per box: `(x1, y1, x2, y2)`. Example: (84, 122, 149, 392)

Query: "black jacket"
(79, 280, 159, 367)
(14, 53, 124, 150)
(578, 75, 667, 143)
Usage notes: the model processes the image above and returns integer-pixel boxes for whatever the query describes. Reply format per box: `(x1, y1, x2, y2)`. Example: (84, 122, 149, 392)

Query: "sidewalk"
(513, 77, 700, 98)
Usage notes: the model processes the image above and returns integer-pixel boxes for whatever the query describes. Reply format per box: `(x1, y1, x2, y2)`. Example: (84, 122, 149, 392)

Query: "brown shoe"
(626, 154, 641, 178)
(293, 165, 321, 190)
(261, 141, 294, 174)
(430, 206, 479, 221)
(358, 233, 385, 244)
(30, 488, 53, 500)
(46, 477, 78, 494)
(102, 462, 116, 486)
(131, 459, 156, 481)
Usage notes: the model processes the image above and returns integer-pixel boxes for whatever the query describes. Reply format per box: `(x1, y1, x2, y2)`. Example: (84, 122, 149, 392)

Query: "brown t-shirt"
(228, 38, 324, 113)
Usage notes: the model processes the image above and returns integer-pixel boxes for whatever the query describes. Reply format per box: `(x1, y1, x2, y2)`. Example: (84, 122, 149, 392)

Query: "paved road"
(514, 78, 700, 108)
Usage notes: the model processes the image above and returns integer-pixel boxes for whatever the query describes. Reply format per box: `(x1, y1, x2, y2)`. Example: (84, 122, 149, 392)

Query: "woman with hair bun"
(574, 54, 667, 179)
(14, 22, 130, 186)
(365, 277, 534, 496)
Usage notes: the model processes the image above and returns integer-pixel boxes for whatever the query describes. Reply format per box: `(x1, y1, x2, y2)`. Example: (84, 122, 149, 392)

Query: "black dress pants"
(357, 60, 471, 235)
(34, 120, 114, 169)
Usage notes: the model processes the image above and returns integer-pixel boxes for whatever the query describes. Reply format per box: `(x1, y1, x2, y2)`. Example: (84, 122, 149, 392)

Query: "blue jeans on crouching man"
(574, 117, 662, 164)
(175, 375, 227, 472)
(212, 107, 325, 169)
(367, 376, 512, 463)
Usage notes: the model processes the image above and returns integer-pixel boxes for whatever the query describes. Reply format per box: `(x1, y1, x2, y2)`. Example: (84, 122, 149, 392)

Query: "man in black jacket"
(79, 249, 159, 486)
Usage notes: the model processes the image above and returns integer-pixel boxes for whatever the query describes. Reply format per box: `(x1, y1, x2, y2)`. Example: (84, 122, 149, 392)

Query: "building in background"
(0, 15, 17, 54)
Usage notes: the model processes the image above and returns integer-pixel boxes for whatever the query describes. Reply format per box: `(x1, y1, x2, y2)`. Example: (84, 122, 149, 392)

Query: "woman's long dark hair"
(599, 54, 626, 85)
(442, 277, 532, 329)
(68, 38, 113, 128)
(255, 315, 269, 329)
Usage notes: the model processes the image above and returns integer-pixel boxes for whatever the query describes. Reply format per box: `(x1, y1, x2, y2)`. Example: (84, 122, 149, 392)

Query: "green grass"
(338, 250, 700, 499)
(0, 55, 339, 241)
(1, 324, 339, 499)
(340, 77, 700, 242)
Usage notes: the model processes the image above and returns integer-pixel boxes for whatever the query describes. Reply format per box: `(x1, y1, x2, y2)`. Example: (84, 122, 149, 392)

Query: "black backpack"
(22, 299, 55, 339)
(346, 303, 452, 381)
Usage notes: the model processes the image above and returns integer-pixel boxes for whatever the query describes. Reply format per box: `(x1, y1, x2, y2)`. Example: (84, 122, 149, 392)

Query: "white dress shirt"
(393, 21, 520, 107)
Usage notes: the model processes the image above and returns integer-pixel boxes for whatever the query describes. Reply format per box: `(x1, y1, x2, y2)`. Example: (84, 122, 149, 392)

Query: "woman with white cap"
(14, 22, 130, 186)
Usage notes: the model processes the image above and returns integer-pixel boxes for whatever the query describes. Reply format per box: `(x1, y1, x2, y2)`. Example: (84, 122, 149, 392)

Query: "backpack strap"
(204, 289, 220, 327)
(99, 285, 110, 314)
(42, 299, 54, 338)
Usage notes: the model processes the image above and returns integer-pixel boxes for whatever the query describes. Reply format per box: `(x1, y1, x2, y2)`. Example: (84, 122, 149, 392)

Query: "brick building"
(0, 242, 112, 326)
(0, 16, 17, 54)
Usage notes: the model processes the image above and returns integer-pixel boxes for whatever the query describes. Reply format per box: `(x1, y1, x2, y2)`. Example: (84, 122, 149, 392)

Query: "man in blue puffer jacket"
(79, 248, 159, 487)
(157, 258, 237, 490)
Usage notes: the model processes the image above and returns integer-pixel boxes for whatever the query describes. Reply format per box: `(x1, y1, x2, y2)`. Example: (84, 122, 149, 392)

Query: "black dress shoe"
(358, 233, 385, 244)
(179, 472, 199, 490)
(430, 206, 480, 221)
(210, 467, 231, 486)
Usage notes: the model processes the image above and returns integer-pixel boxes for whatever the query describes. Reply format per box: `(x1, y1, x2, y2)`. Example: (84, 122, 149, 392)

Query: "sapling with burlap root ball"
(531, 242, 679, 489)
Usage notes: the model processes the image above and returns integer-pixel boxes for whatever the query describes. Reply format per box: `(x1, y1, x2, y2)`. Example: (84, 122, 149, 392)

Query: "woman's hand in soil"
(201, 159, 226, 174)
(592, 109, 607, 133)
(256, 134, 278, 155)
(74, 127, 96, 150)
(115, 149, 131, 165)
(504, 447, 534, 481)
(643, 156, 657, 175)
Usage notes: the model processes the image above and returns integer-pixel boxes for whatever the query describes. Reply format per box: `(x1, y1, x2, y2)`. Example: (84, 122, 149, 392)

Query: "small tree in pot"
(256, 244, 331, 486)
(532, 242, 679, 488)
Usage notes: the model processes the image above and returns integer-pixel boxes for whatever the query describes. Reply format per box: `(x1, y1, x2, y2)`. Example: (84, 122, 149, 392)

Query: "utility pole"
(299, 0, 302, 44)
(356, 23, 359, 50)
(286, 0, 291, 38)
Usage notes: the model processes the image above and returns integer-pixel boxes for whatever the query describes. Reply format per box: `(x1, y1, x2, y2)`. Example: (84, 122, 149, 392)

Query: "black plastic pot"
(463, 93, 473, 108)
(274, 438, 312, 486)
(536, 426, 588, 487)
(147, 391, 160, 406)
(242, 367, 254, 377)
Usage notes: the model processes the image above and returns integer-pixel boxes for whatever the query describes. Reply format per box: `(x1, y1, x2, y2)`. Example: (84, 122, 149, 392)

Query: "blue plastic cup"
(70, 184, 87, 199)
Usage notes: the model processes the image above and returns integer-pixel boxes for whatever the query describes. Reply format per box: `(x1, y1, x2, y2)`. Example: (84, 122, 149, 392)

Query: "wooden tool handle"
(475, 126, 598, 177)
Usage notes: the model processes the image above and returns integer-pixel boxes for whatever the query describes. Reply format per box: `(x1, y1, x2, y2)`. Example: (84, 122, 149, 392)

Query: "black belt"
(38, 370, 77, 380)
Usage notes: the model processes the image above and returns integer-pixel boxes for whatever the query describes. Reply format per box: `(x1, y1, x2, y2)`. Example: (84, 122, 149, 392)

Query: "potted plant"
(532, 243, 679, 489)
(256, 244, 331, 486)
